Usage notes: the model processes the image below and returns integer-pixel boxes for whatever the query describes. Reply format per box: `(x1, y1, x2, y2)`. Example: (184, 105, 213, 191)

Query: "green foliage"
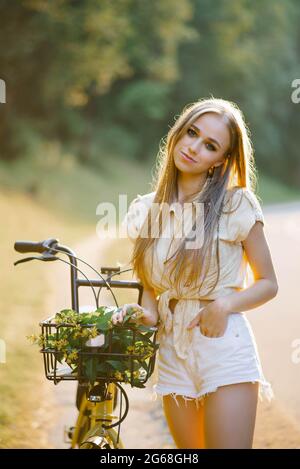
(27, 306, 159, 387)
(1, 0, 299, 187)
(0, 0, 195, 158)
(169, 0, 300, 186)
(86, 125, 139, 168)
(119, 80, 171, 121)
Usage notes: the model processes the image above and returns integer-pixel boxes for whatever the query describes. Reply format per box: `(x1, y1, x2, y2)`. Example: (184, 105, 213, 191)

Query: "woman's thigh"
(203, 382, 259, 449)
(162, 395, 205, 449)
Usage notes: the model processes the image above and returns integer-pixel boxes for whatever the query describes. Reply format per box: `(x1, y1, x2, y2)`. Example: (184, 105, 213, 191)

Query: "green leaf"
(106, 360, 127, 371)
(84, 357, 98, 383)
(137, 359, 148, 371)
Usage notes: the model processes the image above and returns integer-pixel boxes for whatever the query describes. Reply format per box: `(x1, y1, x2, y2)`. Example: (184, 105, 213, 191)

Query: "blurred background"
(1, 0, 300, 449)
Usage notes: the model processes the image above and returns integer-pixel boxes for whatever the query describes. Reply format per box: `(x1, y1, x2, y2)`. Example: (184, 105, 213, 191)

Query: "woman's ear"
(214, 159, 225, 168)
(215, 152, 231, 168)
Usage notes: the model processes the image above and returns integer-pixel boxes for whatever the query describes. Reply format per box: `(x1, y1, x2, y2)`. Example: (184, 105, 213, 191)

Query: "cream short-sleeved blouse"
(121, 187, 265, 359)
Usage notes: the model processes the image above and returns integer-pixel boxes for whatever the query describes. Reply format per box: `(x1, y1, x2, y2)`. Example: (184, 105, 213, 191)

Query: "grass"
(0, 145, 155, 224)
(1, 146, 299, 227)
(0, 189, 94, 448)
(0, 187, 135, 448)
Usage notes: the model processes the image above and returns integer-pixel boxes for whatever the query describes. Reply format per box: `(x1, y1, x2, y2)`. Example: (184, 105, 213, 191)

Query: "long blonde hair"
(131, 97, 258, 295)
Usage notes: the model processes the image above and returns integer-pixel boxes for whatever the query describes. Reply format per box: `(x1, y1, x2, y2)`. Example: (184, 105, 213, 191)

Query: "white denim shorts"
(152, 312, 274, 409)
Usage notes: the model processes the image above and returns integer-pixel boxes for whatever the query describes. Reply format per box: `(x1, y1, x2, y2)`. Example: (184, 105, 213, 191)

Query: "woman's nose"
(189, 138, 202, 154)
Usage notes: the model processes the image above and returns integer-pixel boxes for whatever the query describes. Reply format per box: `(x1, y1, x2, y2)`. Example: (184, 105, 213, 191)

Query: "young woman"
(113, 97, 278, 449)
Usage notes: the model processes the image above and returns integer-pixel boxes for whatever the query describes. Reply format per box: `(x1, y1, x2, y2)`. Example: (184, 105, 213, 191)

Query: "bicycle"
(14, 237, 158, 449)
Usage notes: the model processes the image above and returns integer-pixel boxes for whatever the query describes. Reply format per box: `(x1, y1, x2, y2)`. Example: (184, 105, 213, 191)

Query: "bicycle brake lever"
(14, 253, 58, 266)
(40, 252, 59, 261)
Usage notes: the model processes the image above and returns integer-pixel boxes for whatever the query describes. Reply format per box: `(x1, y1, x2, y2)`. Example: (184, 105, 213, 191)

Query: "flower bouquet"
(28, 305, 159, 387)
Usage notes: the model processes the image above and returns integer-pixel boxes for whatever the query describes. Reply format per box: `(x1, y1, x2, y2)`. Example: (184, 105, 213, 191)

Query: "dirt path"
(47, 203, 300, 448)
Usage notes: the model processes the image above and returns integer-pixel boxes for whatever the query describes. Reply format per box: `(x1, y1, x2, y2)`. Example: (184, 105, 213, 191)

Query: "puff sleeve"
(121, 192, 155, 243)
(221, 188, 265, 243)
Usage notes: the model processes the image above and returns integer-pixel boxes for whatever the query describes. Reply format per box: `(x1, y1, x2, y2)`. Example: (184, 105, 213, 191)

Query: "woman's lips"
(181, 151, 196, 163)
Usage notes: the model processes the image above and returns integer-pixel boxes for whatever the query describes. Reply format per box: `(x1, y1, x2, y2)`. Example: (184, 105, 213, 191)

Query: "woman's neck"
(176, 172, 208, 203)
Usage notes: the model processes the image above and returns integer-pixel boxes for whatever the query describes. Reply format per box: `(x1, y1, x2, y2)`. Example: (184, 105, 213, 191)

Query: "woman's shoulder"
(224, 186, 263, 212)
(121, 191, 156, 242)
(130, 191, 156, 208)
(125, 191, 156, 223)
(220, 186, 264, 243)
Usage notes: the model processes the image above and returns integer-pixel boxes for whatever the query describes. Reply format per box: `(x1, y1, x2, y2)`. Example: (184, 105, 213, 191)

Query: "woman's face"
(173, 112, 231, 175)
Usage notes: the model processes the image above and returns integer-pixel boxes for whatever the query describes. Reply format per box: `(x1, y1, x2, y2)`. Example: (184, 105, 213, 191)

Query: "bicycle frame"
(71, 382, 124, 449)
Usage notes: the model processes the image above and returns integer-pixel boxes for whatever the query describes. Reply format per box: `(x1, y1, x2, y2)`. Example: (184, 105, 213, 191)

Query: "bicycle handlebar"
(14, 237, 143, 312)
(14, 238, 59, 254)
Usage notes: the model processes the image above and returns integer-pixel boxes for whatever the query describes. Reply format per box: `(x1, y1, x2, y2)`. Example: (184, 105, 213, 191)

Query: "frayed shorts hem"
(152, 377, 274, 410)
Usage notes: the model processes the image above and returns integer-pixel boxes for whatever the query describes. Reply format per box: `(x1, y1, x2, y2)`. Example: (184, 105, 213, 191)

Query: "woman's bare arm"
(187, 221, 279, 335)
(140, 287, 159, 326)
(218, 221, 279, 314)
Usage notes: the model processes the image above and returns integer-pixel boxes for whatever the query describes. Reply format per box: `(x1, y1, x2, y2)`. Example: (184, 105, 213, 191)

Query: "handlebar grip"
(14, 241, 46, 254)
(14, 239, 58, 254)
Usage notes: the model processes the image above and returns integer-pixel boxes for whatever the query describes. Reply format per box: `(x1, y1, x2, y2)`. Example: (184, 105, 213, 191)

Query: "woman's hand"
(111, 303, 157, 327)
(186, 298, 231, 337)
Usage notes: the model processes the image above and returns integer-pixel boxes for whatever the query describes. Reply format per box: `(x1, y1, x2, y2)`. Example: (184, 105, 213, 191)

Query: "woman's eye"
(187, 128, 216, 151)
(206, 143, 216, 151)
(187, 128, 197, 136)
